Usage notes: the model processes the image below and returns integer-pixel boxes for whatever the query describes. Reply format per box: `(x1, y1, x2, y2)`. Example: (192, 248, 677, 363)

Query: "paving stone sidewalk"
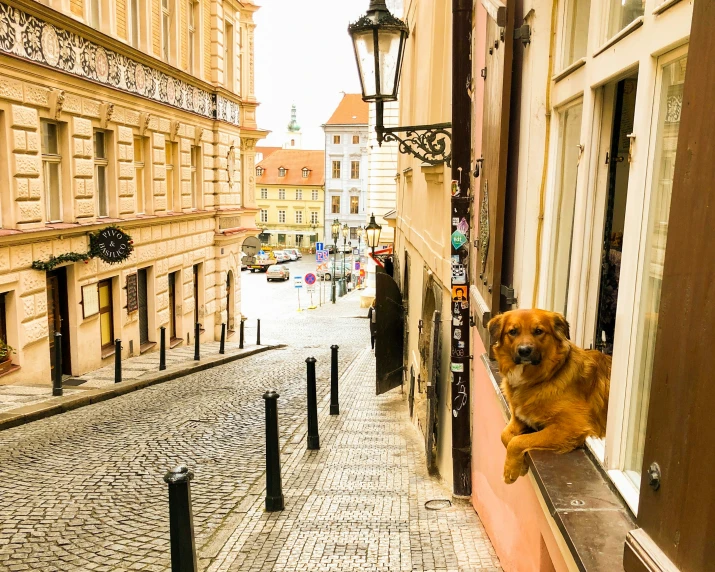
(204, 349, 501, 572)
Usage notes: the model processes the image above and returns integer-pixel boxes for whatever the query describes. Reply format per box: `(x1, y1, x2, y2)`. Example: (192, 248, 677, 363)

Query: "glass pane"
(45, 162, 62, 221)
(136, 167, 144, 213)
(549, 103, 583, 315)
(606, 0, 645, 40)
(561, 0, 590, 68)
(42, 122, 58, 155)
(377, 30, 401, 96)
(354, 31, 376, 98)
(100, 312, 111, 346)
(94, 132, 105, 159)
(97, 166, 107, 216)
(90, 0, 100, 29)
(99, 283, 110, 308)
(130, 0, 139, 47)
(624, 56, 687, 486)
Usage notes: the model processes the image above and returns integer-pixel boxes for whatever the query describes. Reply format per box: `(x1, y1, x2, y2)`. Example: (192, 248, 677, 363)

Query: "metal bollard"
(239, 318, 245, 349)
(263, 390, 284, 512)
(306, 357, 320, 450)
(163, 466, 198, 572)
(257, 319, 261, 346)
(330, 345, 339, 415)
(219, 323, 226, 355)
(194, 323, 200, 361)
(160, 327, 167, 371)
(53, 332, 63, 397)
(114, 339, 122, 384)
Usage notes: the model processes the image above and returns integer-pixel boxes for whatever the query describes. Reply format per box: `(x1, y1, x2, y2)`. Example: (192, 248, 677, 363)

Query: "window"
(603, 0, 644, 42)
(548, 102, 583, 315)
(129, 0, 140, 48)
(351, 161, 360, 179)
(165, 141, 176, 212)
(260, 209, 268, 223)
(310, 211, 319, 224)
(41, 121, 62, 223)
(278, 167, 286, 177)
(256, 166, 264, 176)
(296, 189, 302, 200)
(302, 168, 309, 178)
(88, 0, 100, 30)
(187, 0, 198, 74)
(134, 137, 145, 214)
(161, 0, 171, 61)
(224, 20, 233, 89)
(98, 280, 114, 350)
(333, 135, 341, 144)
(350, 227, 358, 240)
(350, 196, 359, 214)
(353, 135, 360, 144)
(332, 161, 341, 179)
(0, 293, 6, 345)
(260, 188, 268, 199)
(295, 210, 303, 224)
(560, 0, 590, 69)
(190, 145, 200, 209)
(278, 210, 286, 224)
(311, 190, 319, 201)
(94, 131, 108, 217)
(331, 196, 340, 214)
(278, 189, 286, 200)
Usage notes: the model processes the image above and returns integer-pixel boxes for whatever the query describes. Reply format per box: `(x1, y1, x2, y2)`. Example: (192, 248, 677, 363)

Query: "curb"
(0, 344, 285, 433)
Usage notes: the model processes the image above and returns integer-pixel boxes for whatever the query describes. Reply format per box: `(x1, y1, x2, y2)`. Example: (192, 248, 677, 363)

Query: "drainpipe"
(451, 0, 473, 498)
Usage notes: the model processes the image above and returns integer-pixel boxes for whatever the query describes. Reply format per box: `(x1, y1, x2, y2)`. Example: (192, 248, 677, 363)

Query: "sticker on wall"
(451, 230, 468, 250)
(453, 328, 462, 340)
(450, 363, 464, 373)
(457, 341, 465, 349)
(453, 314, 463, 327)
(452, 217, 460, 226)
(457, 217, 469, 236)
(452, 286, 468, 303)
(451, 180, 460, 197)
(452, 262, 467, 285)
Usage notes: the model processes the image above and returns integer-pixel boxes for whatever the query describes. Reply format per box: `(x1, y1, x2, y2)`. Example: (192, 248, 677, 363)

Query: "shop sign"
(126, 274, 138, 313)
(92, 227, 134, 264)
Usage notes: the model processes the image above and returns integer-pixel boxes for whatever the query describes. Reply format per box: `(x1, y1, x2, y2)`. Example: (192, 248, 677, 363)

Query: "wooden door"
(168, 272, 177, 339)
(375, 272, 404, 395)
(47, 268, 71, 377)
(138, 269, 149, 345)
(623, 2, 715, 569)
(473, 0, 514, 345)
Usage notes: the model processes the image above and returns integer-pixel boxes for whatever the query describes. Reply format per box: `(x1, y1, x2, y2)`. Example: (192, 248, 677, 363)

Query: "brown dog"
(488, 309, 611, 484)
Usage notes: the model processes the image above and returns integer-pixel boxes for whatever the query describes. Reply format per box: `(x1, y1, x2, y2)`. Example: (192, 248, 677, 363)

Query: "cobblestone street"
(0, 264, 499, 571)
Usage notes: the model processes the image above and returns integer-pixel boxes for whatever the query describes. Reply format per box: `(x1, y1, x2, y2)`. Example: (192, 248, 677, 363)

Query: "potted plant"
(0, 340, 15, 374)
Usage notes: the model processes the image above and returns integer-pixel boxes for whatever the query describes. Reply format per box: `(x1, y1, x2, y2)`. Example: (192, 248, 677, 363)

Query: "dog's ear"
(488, 314, 505, 344)
(551, 313, 571, 341)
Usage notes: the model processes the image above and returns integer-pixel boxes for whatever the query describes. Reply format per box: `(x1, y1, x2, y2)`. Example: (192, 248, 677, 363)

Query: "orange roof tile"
(256, 149, 325, 187)
(256, 146, 282, 160)
(325, 94, 369, 125)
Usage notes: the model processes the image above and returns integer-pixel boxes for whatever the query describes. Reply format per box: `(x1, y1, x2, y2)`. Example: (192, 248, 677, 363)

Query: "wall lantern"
(348, 0, 452, 166)
(365, 213, 382, 256)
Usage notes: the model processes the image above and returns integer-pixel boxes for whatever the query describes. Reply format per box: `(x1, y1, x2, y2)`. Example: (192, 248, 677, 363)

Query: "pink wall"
(471, 335, 570, 572)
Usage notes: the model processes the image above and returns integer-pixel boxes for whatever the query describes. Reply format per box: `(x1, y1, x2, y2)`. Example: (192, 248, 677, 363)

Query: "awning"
(383, 209, 397, 220)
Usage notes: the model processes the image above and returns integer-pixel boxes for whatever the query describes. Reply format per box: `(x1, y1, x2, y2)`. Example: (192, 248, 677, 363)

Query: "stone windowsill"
(480, 354, 637, 571)
(0, 365, 21, 379)
(169, 338, 183, 349)
(140, 342, 156, 354)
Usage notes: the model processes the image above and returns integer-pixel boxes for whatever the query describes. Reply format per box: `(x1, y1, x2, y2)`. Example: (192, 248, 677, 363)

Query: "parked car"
(284, 250, 298, 261)
(318, 261, 352, 281)
(285, 248, 301, 260)
(266, 265, 290, 281)
(273, 251, 290, 263)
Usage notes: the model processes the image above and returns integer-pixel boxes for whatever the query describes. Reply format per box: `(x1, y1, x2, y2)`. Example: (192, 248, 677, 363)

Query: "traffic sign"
(317, 250, 329, 263)
(304, 273, 317, 286)
(294, 276, 303, 289)
(315, 242, 324, 252)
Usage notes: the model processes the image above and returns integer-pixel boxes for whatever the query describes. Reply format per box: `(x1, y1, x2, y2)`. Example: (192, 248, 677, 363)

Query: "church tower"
(283, 104, 303, 149)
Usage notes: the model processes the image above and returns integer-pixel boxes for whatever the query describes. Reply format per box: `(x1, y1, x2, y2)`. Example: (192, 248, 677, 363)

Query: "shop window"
(333, 135, 341, 145)
(98, 280, 114, 350)
(295, 210, 303, 224)
(351, 161, 360, 179)
(296, 189, 302, 200)
(548, 102, 583, 315)
(331, 196, 340, 214)
(41, 121, 62, 223)
(332, 161, 341, 179)
(94, 131, 109, 217)
(260, 188, 268, 199)
(260, 209, 268, 223)
(311, 189, 319, 201)
(350, 196, 359, 214)
(603, 0, 644, 42)
(278, 189, 285, 200)
(134, 136, 146, 214)
(560, 0, 590, 69)
(278, 210, 286, 224)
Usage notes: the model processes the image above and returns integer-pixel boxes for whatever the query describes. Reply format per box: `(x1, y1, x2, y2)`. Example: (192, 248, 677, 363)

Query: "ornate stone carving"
(49, 89, 65, 119)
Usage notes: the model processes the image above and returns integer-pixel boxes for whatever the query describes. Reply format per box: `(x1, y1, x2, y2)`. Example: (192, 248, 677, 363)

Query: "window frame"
(351, 160, 360, 180)
(311, 189, 319, 201)
(98, 279, 114, 350)
(302, 168, 309, 178)
(260, 188, 268, 199)
(278, 188, 285, 200)
(190, 145, 200, 210)
(0, 292, 7, 345)
(260, 208, 268, 223)
(331, 195, 340, 214)
(187, 0, 198, 75)
(278, 167, 286, 177)
(128, 0, 140, 48)
(333, 135, 341, 145)
(94, 130, 109, 218)
(161, 0, 172, 62)
(165, 141, 177, 212)
(350, 195, 359, 214)
(41, 120, 63, 223)
(310, 211, 319, 224)
(295, 189, 302, 200)
(332, 160, 341, 179)
(295, 210, 303, 224)
(134, 136, 146, 215)
(278, 209, 286, 224)
(352, 135, 360, 144)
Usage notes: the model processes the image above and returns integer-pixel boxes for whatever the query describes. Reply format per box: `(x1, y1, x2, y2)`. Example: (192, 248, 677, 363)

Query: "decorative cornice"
(0, 1, 240, 125)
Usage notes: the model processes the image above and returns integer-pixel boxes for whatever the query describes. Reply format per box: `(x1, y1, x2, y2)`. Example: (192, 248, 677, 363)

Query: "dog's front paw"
(501, 427, 516, 448)
(503, 455, 525, 484)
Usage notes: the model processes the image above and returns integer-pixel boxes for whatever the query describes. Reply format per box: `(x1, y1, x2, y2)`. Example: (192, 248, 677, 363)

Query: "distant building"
(255, 149, 325, 249)
(283, 105, 303, 150)
(322, 94, 369, 247)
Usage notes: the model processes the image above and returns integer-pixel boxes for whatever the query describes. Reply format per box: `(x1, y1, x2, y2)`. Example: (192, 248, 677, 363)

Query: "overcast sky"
(254, 0, 403, 150)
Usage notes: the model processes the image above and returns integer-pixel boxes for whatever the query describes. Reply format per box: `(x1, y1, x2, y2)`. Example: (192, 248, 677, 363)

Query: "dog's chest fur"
(504, 365, 543, 430)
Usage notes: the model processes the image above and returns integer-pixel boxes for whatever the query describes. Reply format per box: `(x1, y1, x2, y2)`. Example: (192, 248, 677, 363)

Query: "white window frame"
(94, 130, 109, 218)
(41, 120, 63, 223)
(310, 211, 319, 224)
(260, 188, 268, 199)
(278, 210, 286, 224)
(296, 189, 302, 200)
(278, 189, 286, 200)
(295, 210, 303, 224)
(260, 209, 268, 223)
(311, 189, 319, 201)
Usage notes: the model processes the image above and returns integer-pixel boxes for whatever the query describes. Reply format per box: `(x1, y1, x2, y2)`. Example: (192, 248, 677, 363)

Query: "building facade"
(255, 148, 325, 249)
(0, 0, 265, 385)
(366, 100, 398, 246)
(322, 94, 369, 246)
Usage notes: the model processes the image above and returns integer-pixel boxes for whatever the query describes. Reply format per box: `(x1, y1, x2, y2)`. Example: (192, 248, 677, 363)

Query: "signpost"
(294, 276, 303, 311)
(305, 273, 317, 309)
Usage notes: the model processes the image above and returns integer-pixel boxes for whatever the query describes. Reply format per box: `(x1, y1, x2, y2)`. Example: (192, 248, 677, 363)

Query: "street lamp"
(341, 223, 349, 295)
(310, 222, 318, 252)
(331, 218, 340, 304)
(348, 1, 451, 166)
(365, 213, 382, 258)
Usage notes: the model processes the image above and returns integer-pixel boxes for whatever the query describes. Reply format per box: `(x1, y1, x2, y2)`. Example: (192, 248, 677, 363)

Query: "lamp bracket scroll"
(378, 122, 453, 167)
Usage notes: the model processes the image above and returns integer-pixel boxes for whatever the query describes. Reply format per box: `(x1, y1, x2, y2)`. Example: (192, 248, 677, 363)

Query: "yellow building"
(255, 148, 325, 249)
(0, 0, 266, 385)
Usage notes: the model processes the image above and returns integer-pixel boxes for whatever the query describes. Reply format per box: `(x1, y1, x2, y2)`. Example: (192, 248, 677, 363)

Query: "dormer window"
(256, 166, 264, 176)
(302, 168, 309, 178)
(278, 167, 286, 177)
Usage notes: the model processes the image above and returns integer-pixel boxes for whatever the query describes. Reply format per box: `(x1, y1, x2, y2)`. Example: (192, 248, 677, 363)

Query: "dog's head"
(488, 309, 570, 371)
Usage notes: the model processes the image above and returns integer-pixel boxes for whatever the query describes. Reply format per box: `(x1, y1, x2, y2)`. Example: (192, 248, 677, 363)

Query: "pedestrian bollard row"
(306, 357, 320, 450)
(164, 465, 198, 572)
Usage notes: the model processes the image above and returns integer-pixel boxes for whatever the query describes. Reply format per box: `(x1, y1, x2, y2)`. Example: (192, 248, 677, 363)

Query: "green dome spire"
(287, 104, 301, 132)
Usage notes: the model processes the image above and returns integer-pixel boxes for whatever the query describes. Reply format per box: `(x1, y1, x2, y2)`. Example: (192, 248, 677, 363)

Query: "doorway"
(595, 75, 638, 354)
(98, 279, 114, 354)
(47, 268, 71, 378)
(226, 270, 234, 332)
(168, 271, 179, 342)
(138, 268, 150, 349)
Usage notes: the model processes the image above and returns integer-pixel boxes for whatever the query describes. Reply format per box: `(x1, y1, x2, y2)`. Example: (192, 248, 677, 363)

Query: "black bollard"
(163, 466, 198, 572)
(160, 326, 167, 371)
(114, 339, 122, 384)
(306, 357, 320, 450)
(219, 323, 226, 355)
(239, 318, 245, 349)
(53, 332, 63, 397)
(194, 323, 200, 361)
(330, 345, 339, 415)
(257, 319, 261, 346)
(263, 390, 284, 512)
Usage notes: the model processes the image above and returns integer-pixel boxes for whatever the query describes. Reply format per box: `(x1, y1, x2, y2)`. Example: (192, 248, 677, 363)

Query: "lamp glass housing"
(365, 214, 382, 248)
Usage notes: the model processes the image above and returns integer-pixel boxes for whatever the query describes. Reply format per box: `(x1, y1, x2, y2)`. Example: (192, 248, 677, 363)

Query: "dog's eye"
(508, 328, 518, 336)
(534, 328, 544, 335)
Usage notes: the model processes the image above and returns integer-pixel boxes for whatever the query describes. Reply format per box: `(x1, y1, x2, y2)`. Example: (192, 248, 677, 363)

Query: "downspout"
(530, 1, 558, 307)
(451, 0, 473, 498)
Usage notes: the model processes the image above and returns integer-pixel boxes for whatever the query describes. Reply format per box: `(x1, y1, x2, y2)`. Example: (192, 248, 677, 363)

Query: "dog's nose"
(517, 345, 533, 358)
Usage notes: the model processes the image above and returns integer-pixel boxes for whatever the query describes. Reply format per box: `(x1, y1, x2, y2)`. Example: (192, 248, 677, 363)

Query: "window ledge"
(0, 364, 20, 379)
(593, 17, 644, 58)
(653, 0, 684, 16)
(480, 354, 637, 572)
(553, 57, 587, 84)
(101, 347, 115, 359)
(169, 337, 183, 349)
(140, 342, 156, 354)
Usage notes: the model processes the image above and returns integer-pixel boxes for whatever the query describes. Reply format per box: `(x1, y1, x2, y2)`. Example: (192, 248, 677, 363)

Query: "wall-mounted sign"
(81, 283, 99, 318)
(93, 227, 133, 264)
(126, 273, 138, 313)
